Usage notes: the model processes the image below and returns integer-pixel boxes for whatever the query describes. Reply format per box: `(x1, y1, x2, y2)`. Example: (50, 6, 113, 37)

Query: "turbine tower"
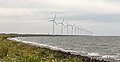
(71, 25, 74, 35)
(49, 14, 57, 36)
(58, 18, 66, 35)
(77, 26, 80, 35)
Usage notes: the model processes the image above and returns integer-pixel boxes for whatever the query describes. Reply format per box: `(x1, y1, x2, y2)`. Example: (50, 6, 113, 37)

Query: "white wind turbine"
(81, 27, 92, 35)
(77, 26, 80, 35)
(58, 18, 66, 35)
(86, 30, 93, 35)
(89, 30, 93, 35)
(78, 26, 83, 35)
(66, 21, 73, 35)
(90, 31, 93, 35)
(77, 26, 82, 35)
(83, 27, 91, 35)
(73, 24, 76, 35)
(66, 21, 69, 35)
(80, 26, 86, 34)
(49, 14, 57, 36)
(84, 29, 89, 35)
(68, 24, 75, 35)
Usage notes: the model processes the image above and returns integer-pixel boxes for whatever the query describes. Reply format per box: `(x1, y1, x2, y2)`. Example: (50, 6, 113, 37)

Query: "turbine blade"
(54, 21, 57, 25)
(65, 25, 68, 28)
(62, 24, 66, 27)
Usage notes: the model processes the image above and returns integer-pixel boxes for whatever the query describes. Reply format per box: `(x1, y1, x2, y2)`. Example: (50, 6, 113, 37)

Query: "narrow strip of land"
(0, 34, 109, 62)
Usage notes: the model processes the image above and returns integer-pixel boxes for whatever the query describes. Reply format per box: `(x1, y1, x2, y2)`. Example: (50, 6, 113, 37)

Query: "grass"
(0, 34, 84, 62)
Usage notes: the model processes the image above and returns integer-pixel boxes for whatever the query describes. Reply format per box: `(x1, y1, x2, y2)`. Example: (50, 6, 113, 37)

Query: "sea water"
(11, 36, 120, 61)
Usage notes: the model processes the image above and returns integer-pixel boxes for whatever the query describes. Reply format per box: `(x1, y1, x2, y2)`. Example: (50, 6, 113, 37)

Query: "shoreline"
(8, 37, 110, 62)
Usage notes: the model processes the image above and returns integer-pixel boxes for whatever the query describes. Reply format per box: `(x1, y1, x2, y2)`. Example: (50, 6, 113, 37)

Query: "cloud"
(0, 7, 53, 21)
(0, 6, 120, 23)
(40, 0, 120, 14)
(64, 14, 120, 23)
(0, 0, 120, 14)
(0, 7, 42, 16)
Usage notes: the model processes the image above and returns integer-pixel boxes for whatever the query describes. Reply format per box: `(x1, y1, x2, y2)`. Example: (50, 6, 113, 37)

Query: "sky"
(0, 0, 120, 36)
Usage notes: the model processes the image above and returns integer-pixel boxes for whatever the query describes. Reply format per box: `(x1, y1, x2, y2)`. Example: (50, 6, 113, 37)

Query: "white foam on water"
(88, 52, 100, 56)
(80, 51, 87, 54)
(100, 55, 120, 60)
(102, 55, 116, 58)
(114, 57, 120, 60)
(115, 54, 120, 60)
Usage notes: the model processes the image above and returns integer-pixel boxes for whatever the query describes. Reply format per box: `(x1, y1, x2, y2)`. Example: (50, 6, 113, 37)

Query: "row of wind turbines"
(49, 14, 93, 36)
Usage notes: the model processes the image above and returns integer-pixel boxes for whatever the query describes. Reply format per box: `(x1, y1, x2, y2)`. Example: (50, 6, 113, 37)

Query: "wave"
(88, 52, 100, 57)
(101, 55, 120, 60)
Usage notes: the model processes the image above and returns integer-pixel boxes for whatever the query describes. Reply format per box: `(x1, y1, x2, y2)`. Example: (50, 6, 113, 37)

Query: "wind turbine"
(82, 27, 91, 35)
(73, 24, 76, 35)
(79, 26, 85, 35)
(58, 18, 66, 35)
(77, 26, 82, 35)
(68, 24, 74, 35)
(81, 27, 92, 35)
(66, 21, 69, 35)
(80, 26, 86, 34)
(90, 31, 93, 35)
(66, 21, 73, 35)
(86, 30, 93, 35)
(77, 26, 80, 35)
(49, 14, 57, 36)
(84, 29, 89, 35)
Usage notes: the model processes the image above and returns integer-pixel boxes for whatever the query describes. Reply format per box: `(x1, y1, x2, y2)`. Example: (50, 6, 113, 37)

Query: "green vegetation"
(0, 34, 84, 62)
